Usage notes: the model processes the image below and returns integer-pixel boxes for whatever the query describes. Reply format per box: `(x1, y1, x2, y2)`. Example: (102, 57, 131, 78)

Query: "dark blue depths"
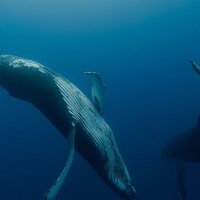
(0, 0, 200, 199)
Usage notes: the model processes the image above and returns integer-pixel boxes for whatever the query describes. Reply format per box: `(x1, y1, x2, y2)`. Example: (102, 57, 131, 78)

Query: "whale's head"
(0, 55, 48, 95)
(161, 132, 184, 160)
(0, 55, 17, 89)
(161, 142, 177, 160)
(161, 131, 192, 161)
(0, 55, 30, 89)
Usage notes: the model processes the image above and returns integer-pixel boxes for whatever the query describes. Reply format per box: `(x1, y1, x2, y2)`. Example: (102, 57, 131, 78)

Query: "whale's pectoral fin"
(83, 71, 106, 115)
(44, 123, 76, 200)
(176, 160, 187, 200)
(189, 60, 200, 76)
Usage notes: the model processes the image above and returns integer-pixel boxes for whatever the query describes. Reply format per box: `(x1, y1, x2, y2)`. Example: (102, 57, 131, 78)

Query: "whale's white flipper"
(176, 160, 187, 200)
(45, 123, 76, 200)
(83, 72, 106, 115)
(189, 60, 200, 76)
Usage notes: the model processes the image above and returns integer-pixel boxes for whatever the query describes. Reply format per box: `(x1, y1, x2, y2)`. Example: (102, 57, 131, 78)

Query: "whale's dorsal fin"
(45, 123, 76, 200)
(189, 60, 200, 76)
(83, 72, 106, 115)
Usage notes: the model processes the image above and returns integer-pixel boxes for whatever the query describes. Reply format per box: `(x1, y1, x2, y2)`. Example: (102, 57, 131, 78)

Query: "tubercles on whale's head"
(0, 55, 46, 92)
(0, 55, 17, 90)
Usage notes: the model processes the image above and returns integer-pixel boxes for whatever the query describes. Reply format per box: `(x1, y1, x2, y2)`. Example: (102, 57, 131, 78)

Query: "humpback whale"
(161, 114, 200, 200)
(0, 55, 135, 199)
(161, 60, 200, 200)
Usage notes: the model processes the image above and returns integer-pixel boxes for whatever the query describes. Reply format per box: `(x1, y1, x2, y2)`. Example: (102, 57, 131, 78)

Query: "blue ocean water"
(0, 0, 200, 199)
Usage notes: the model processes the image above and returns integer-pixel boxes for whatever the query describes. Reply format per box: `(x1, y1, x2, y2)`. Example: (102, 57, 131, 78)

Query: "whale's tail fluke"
(189, 60, 200, 76)
(83, 71, 106, 115)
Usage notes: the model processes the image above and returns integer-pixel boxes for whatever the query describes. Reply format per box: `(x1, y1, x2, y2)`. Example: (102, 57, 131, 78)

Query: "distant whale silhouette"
(163, 60, 200, 159)
(161, 60, 200, 200)
(0, 55, 135, 199)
